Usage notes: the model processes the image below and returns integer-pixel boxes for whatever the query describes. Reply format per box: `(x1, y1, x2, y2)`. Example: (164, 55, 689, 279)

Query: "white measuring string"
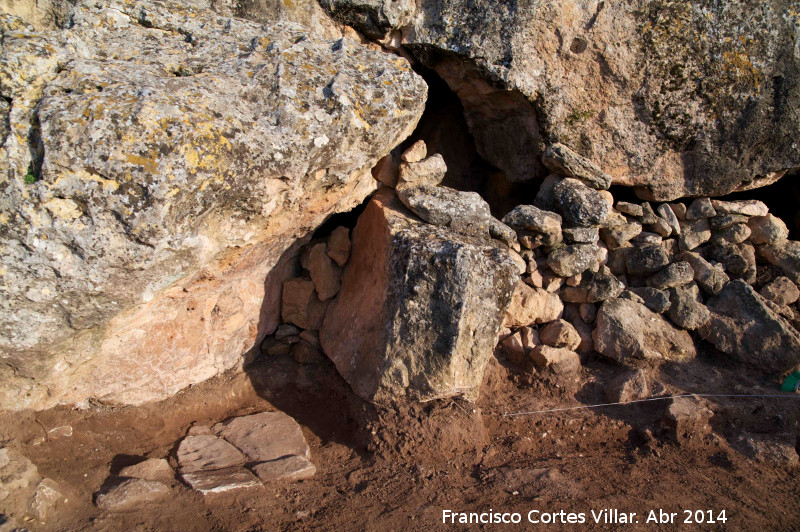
(501, 393, 800, 418)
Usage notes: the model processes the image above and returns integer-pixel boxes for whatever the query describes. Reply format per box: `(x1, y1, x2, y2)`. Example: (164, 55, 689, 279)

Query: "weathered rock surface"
(181, 467, 261, 495)
(553, 178, 610, 227)
(759, 241, 800, 284)
(0, 0, 427, 411)
(176, 435, 245, 474)
(119, 459, 173, 483)
(213, 412, 310, 463)
(502, 205, 562, 248)
(95, 479, 170, 511)
(700, 280, 800, 373)
(605, 369, 648, 403)
(664, 396, 713, 444)
(320, 190, 518, 404)
(251, 456, 317, 483)
(529, 346, 581, 374)
(541, 143, 611, 190)
(539, 320, 581, 351)
(593, 298, 696, 363)
(324, 0, 800, 199)
(504, 281, 564, 329)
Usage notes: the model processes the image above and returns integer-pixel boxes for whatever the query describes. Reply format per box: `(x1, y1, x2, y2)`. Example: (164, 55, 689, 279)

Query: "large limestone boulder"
(699, 280, 800, 373)
(323, 0, 800, 199)
(320, 189, 518, 404)
(0, 0, 427, 410)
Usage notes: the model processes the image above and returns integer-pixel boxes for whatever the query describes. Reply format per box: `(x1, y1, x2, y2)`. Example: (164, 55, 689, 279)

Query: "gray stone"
(586, 269, 625, 303)
(711, 199, 768, 217)
(593, 298, 696, 363)
(681, 252, 730, 295)
(181, 467, 261, 495)
(733, 433, 799, 467)
(656, 204, 681, 235)
(177, 435, 245, 474)
(563, 226, 599, 244)
(28, 478, 62, 521)
(529, 346, 581, 374)
(631, 231, 663, 245)
(502, 205, 563, 248)
(213, 412, 310, 463)
(710, 213, 750, 231)
(533, 174, 561, 211)
(639, 202, 659, 225)
(700, 280, 800, 372)
(666, 284, 711, 331)
(670, 203, 688, 220)
(708, 241, 757, 284)
(648, 217, 673, 237)
(541, 143, 612, 189)
(547, 244, 603, 278)
(552, 178, 610, 227)
(317, 0, 415, 38)
(760, 276, 800, 306)
(646, 262, 695, 290)
(716, 223, 751, 244)
(606, 370, 648, 403)
(539, 320, 581, 351)
(615, 202, 643, 217)
(619, 290, 646, 306)
(320, 190, 518, 404)
(274, 324, 301, 340)
(600, 222, 642, 249)
(685, 198, 716, 220)
(397, 154, 448, 190)
(748, 214, 789, 245)
(628, 287, 671, 314)
(625, 244, 670, 276)
(678, 218, 712, 251)
(758, 241, 800, 284)
(95, 479, 170, 511)
(251, 456, 317, 483)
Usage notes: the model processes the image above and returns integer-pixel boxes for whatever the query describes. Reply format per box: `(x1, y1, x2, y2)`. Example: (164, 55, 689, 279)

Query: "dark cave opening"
(716, 172, 800, 240)
(398, 65, 540, 219)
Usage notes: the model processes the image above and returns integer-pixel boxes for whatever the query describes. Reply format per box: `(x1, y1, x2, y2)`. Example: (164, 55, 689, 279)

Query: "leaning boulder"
(699, 280, 800, 373)
(320, 190, 518, 404)
(0, 0, 427, 411)
(593, 298, 696, 363)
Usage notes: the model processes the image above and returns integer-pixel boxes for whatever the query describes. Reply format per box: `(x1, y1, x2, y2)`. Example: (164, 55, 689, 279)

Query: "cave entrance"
(716, 172, 800, 240)
(398, 65, 539, 219)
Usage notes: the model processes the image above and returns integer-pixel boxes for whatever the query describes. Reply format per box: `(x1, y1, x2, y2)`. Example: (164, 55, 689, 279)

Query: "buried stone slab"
(213, 412, 310, 463)
(251, 456, 316, 483)
(181, 467, 261, 496)
(699, 280, 800, 373)
(320, 189, 518, 404)
(95, 479, 171, 511)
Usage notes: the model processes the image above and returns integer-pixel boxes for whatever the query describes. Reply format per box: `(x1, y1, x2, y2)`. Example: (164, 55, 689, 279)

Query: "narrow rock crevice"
(27, 104, 45, 182)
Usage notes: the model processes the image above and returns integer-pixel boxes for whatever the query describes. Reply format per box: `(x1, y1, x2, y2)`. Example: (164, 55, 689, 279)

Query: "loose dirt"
(2, 345, 799, 531)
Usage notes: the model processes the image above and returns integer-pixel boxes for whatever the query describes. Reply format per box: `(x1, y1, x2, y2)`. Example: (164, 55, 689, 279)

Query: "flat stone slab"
(214, 412, 310, 463)
(95, 478, 170, 511)
(176, 435, 245, 473)
(181, 466, 261, 495)
(251, 456, 317, 483)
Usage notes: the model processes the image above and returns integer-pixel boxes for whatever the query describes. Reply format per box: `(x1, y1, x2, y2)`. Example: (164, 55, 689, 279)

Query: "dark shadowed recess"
(397, 64, 539, 218)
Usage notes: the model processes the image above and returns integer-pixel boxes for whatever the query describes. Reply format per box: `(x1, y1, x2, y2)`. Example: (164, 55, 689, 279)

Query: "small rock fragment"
(553, 178, 610, 227)
(529, 346, 581, 374)
(502, 205, 563, 248)
(666, 284, 711, 330)
(685, 198, 716, 220)
(119, 459, 174, 483)
(664, 396, 713, 444)
(760, 276, 800, 306)
(401, 139, 427, 163)
(646, 261, 695, 290)
(615, 202, 643, 217)
(628, 287, 671, 313)
(327, 226, 351, 267)
(181, 467, 261, 495)
(711, 199, 768, 217)
(281, 279, 327, 330)
(540, 320, 582, 350)
(503, 281, 564, 328)
(541, 143, 612, 189)
(748, 214, 789, 245)
(213, 412, 310, 463)
(656, 204, 681, 235)
(397, 154, 447, 190)
(625, 244, 670, 275)
(606, 369, 648, 403)
(678, 218, 711, 251)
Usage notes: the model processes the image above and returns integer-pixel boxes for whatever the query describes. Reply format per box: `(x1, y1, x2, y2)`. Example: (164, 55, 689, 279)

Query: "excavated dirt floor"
(2, 347, 800, 531)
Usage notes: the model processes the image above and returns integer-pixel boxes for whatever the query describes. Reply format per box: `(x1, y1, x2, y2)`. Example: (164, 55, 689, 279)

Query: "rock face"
(323, 0, 800, 199)
(320, 189, 518, 404)
(0, 0, 426, 410)
(700, 280, 800, 373)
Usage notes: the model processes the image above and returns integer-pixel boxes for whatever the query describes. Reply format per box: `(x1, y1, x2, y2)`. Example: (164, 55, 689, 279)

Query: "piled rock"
(261, 226, 352, 365)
